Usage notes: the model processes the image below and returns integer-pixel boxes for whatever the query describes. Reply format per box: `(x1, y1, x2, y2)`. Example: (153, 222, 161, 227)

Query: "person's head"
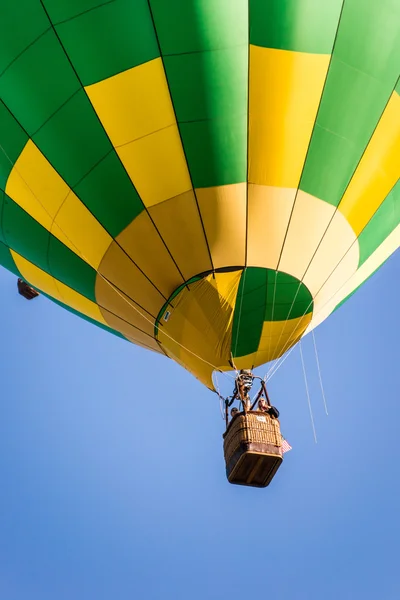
(231, 407, 239, 417)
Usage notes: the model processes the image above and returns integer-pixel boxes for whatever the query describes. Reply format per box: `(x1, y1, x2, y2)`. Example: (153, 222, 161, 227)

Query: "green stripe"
(232, 268, 267, 358)
(73, 151, 144, 238)
(151, 0, 248, 54)
(32, 89, 110, 186)
(250, 0, 343, 54)
(152, 0, 248, 188)
(30, 88, 144, 237)
(2, 194, 96, 301)
(54, 0, 159, 86)
(300, 0, 400, 206)
(232, 268, 314, 358)
(0, 1, 49, 74)
(0, 190, 5, 244)
(0, 29, 80, 136)
(0, 239, 20, 276)
(358, 183, 400, 267)
(43, 0, 107, 22)
(0, 101, 28, 189)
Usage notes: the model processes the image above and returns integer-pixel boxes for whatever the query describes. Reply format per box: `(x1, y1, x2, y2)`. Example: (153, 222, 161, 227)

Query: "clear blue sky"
(0, 252, 399, 600)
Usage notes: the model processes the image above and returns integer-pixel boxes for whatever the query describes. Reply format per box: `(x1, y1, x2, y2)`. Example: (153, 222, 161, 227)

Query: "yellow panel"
(97, 242, 166, 321)
(306, 223, 400, 333)
(117, 125, 192, 207)
(117, 210, 184, 297)
(279, 191, 359, 298)
(52, 193, 112, 270)
(339, 92, 400, 235)
(100, 307, 161, 353)
(11, 251, 107, 324)
(5, 140, 69, 229)
(5, 140, 112, 269)
(158, 271, 242, 389)
(234, 314, 312, 370)
(249, 46, 329, 188)
(196, 184, 246, 268)
(148, 190, 212, 279)
(86, 58, 175, 147)
(247, 184, 295, 269)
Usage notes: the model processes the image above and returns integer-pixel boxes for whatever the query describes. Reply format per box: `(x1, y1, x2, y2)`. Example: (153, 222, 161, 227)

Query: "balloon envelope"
(0, 0, 399, 389)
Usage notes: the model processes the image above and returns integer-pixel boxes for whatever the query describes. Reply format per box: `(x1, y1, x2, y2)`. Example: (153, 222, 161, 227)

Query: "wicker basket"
(223, 411, 283, 488)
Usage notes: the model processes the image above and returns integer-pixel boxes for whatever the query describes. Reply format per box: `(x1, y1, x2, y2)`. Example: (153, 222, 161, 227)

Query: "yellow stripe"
(86, 59, 191, 207)
(11, 251, 108, 325)
(249, 46, 329, 188)
(96, 242, 166, 330)
(247, 184, 295, 269)
(117, 124, 191, 207)
(5, 140, 69, 229)
(5, 140, 112, 269)
(306, 223, 400, 333)
(339, 92, 400, 235)
(196, 184, 247, 269)
(86, 58, 176, 146)
(116, 210, 184, 298)
(158, 270, 242, 389)
(148, 190, 212, 279)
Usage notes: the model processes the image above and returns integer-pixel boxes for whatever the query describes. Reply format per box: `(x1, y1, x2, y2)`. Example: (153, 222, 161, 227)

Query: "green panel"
(73, 152, 144, 238)
(0, 101, 28, 189)
(152, 0, 248, 188)
(232, 268, 268, 358)
(396, 80, 400, 95)
(334, 0, 400, 81)
(2, 195, 51, 269)
(151, 0, 248, 54)
(33, 89, 112, 187)
(55, 0, 159, 86)
(358, 183, 400, 267)
(265, 271, 313, 321)
(250, 0, 343, 54)
(163, 47, 247, 122)
(46, 295, 127, 341)
(2, 194, 96, 301)
(180, 115, 247, 187)
(48, 236, 97, 302)
(0, 191, 5, 244)
(43, 0, 109, 22)
(0, 1, 49, 74)
(300, 0, 400, 206)
(232, 268, 314, 357)
(0, 240, 20, 276)
(0, 29, 80, 136)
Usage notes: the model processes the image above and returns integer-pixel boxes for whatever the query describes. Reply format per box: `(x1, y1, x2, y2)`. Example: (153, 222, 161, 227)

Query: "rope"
(213, 372, 227, 420)
(312, 330, 328, 416)
(0, 140, 236, 383)
(299, 341, 317, 444)
(233, 267, 247, 358)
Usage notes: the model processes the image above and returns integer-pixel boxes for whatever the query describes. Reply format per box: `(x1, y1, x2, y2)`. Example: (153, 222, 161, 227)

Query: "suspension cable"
(299, 341, 317, 444)
(312, 330, 328, 416)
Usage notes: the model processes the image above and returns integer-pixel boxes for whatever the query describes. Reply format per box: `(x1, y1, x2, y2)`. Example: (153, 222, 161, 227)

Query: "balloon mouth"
(155, 267, 313, 389)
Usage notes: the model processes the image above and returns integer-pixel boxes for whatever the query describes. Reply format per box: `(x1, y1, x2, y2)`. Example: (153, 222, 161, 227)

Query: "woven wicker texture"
(224, 411, 282, 465)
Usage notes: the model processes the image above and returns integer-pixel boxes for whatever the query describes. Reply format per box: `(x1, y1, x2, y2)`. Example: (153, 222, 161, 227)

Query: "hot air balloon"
(0, 0, 399, 486)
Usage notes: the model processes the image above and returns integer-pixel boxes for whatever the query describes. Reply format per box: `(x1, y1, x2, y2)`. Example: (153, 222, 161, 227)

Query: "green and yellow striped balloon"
(0, 0, 399, 389)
